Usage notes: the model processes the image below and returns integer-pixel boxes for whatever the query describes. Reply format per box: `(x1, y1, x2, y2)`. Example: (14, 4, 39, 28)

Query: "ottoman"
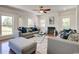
(9, 37, 37, 54)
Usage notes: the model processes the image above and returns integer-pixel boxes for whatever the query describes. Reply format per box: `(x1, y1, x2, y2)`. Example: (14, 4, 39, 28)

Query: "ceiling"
(9, 5, 77, 15)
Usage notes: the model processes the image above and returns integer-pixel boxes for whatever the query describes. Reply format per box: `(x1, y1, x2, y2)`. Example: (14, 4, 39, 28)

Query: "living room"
(0, 5, 79, 54)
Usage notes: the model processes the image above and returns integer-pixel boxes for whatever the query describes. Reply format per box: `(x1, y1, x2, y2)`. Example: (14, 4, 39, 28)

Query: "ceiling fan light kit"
(40, 10, 44, 13)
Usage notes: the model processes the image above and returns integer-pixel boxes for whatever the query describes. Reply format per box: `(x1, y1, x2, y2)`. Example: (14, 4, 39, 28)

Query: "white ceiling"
(19, 5, 76, 11)
(9, 5, 77, 15)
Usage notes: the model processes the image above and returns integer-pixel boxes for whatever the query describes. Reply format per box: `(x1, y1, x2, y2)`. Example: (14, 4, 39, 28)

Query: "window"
(62, 18, 70, 29)
(28, 18, 34, 27)
(1, 16, 13, 36)
(19, 17, 23, 27)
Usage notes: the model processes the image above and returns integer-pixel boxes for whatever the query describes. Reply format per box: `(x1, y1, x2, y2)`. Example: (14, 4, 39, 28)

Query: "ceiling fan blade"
(43, 11, 47, 13)
(44, 9, 51, 11)
(33, 6, 51, 13)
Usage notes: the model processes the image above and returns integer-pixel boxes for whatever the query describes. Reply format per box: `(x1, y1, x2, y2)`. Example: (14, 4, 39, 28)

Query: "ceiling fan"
(33, 6, 51, 13)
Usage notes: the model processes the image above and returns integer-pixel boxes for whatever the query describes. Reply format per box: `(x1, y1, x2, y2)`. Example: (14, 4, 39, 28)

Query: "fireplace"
(47, 27, 56, 35)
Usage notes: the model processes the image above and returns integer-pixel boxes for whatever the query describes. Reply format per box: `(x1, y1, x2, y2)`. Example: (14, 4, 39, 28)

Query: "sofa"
(68, 33, 79, 42)
(59, 29, 76, 39)
(47, 38, 79, 54)
(18, 27, 39, 38)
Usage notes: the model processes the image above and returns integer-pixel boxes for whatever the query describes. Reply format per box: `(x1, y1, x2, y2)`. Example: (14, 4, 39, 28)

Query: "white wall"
(0, 6, 77, 40)
(38, 8, 77, 33)
(27, 14, 39, 27)
(38, 12, 59, 33)
(0, 6, 39, 40)
(76, 6, 79, 33)
(46, 12, 60, 32)
(59, 8, 77, 30)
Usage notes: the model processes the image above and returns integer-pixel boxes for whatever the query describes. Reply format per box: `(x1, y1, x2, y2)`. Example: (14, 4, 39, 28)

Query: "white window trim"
(62, 17, 70, 29)
(0, 15, 13, 36)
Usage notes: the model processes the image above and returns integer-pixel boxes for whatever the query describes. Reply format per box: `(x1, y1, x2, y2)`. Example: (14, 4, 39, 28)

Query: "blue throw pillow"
(32, 27, 38, 31)
(21, 27, 27, 33)
(18, 27, 27, 33)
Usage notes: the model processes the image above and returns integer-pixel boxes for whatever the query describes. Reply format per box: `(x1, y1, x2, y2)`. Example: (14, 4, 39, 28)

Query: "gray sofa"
(47, 38, 79, 54)
(19, 31, 38, 38)
(18, 27, 39, 38)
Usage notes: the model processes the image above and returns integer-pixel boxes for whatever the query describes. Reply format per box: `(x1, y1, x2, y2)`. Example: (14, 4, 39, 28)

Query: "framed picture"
(49, 16, 55, 25)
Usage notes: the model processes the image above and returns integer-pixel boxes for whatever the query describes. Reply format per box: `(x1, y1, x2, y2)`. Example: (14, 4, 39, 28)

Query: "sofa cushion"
(32, 27, 38, 31)
(18, 27, 27, 33)
(68, 33, 79, 42)
(60, 29, 74, 39)
(48, 38, 79, 54)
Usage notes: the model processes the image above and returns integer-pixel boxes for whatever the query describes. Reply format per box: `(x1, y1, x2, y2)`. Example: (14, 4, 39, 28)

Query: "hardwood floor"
(0, 35, 48, 54)
(0, 39, 15, 54)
